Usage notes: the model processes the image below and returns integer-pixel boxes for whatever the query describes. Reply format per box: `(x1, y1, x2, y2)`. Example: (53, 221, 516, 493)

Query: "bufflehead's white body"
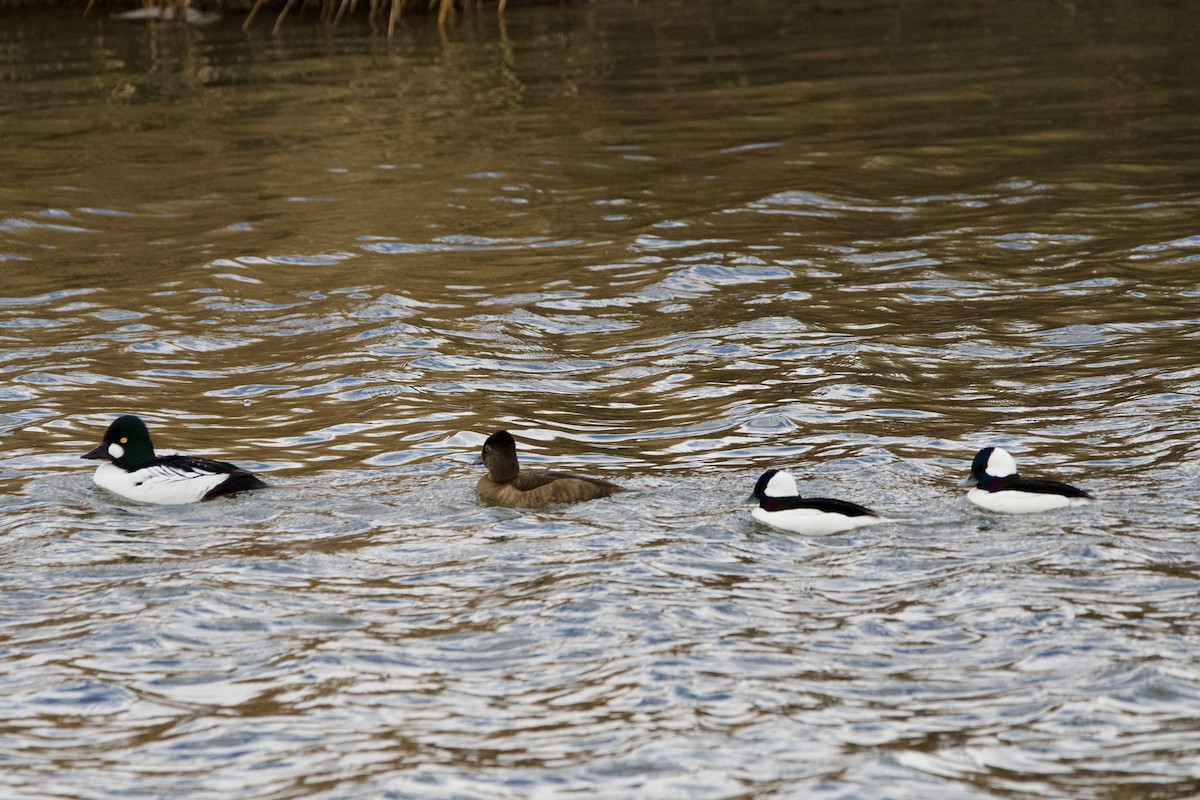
(83, 415, 267, 505)
(750, 469, 887, 535)
(960, 446, 1093, 514)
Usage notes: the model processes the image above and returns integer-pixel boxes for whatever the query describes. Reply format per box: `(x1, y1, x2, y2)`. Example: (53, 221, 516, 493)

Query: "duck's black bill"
(81, 444, 107, 460)
(957, 475, 978, 488)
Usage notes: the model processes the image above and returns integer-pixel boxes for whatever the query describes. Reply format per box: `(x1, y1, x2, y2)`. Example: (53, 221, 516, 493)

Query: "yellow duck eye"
(120, 437, 128, 444)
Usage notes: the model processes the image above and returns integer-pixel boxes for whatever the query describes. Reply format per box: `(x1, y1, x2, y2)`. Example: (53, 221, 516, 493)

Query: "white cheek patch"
(987, 448, 1018, 477)
(765, 470, 799, 497)
(107, 442, 125, 460)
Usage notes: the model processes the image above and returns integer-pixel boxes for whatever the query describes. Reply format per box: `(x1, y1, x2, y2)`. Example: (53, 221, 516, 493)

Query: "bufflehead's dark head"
(480, 429, 520, 483)
(959, 446, 1018, 487)
(82, 414, 156, 469)
(751, 469, 800, 503)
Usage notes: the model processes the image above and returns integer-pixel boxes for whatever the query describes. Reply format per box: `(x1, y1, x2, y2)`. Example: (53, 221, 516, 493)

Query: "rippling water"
(3, 1, 1200, 797)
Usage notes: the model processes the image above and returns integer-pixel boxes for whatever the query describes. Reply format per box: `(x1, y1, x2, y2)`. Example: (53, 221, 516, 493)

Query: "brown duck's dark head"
(481, 429, 520, 483)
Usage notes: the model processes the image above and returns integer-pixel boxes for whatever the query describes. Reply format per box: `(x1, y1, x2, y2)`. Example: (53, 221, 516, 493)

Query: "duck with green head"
(82, 414, 267, 504)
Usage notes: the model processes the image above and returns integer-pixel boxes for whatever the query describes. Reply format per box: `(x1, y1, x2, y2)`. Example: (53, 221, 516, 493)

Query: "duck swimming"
(82, 414, 267, 504)
(750, 468, 887, 535)
(476, 429, 625, 508)
(959, 446, 1094, 514)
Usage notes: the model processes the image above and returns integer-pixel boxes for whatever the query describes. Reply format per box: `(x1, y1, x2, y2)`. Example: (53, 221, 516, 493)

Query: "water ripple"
(4, 1, 1200, 798)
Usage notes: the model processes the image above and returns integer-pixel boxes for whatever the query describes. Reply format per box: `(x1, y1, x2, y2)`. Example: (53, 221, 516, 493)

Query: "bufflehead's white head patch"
(764, 470, 799, 497)
(984, 447, 1018, 478)
(962, 446, 1018, 488)
(752, 469, 800, 502)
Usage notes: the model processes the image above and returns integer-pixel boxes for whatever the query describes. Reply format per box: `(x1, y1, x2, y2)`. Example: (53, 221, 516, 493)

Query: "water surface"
(3, 1, 1200, 797)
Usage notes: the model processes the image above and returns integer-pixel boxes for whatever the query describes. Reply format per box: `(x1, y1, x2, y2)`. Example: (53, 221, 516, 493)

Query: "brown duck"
(476, 429, 626, 508)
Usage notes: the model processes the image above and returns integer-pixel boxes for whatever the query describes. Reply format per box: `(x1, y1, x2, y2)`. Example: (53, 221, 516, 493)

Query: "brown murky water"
(3, 1, 1200, 797)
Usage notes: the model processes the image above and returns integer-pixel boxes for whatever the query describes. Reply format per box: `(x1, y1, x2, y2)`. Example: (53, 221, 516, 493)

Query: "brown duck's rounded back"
(476, 469, 626, 509)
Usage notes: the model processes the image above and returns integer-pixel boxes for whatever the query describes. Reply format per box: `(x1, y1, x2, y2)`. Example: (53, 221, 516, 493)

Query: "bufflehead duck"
(476, 429, 626, 508)
(750, 469, 887, 535)
(959, 446, 1094, 514)
(82, 414, 267, 504)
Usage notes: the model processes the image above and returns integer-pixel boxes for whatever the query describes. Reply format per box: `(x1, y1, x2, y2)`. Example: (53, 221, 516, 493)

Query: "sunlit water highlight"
(3, 1, 1200, 797)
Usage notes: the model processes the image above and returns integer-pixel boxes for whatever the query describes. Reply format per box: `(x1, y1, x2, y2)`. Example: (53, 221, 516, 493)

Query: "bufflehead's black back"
(750, 469, 887, 535)
(476, 430, 625, 508)
(82, 414, 267, 504)
(959, 446, 1093, 514)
